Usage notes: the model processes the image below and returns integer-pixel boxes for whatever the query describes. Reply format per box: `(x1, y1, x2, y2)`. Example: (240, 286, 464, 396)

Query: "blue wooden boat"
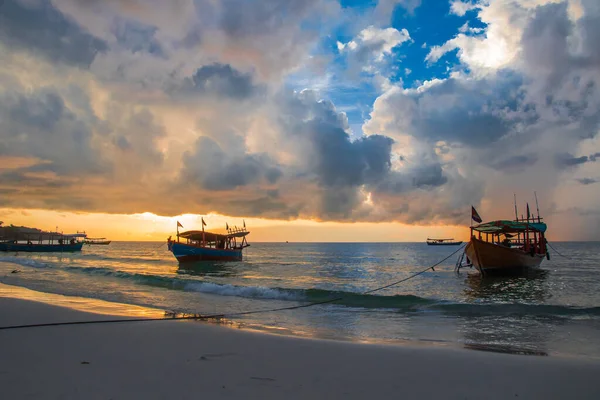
(0, 241, 84, 252)
(0, 224, 87, 253)
(167, 221, 250, 262)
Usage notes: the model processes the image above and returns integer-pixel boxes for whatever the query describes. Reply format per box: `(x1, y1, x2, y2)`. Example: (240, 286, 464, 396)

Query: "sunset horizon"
(1, 0, 599, 243)
(1, 1, 600, 398)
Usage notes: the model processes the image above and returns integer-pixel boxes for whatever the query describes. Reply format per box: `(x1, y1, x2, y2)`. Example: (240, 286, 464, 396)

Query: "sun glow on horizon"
(0, 208, 472, 243)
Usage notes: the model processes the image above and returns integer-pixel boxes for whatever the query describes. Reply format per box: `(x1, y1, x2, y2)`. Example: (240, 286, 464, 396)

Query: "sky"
(0, 0, 599, 242)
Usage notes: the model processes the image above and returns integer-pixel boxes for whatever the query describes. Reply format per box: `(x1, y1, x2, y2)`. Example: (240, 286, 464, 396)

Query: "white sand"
(1, 297, 599, 400)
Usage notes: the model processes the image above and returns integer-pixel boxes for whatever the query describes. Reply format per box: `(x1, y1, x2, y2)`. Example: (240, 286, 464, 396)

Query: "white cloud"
(449, 0, 480, 17)
(367, 0, 600, 234)
(338, 26, 411, 76)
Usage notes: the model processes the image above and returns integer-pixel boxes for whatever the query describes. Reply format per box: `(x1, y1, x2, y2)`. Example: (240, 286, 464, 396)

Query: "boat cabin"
(426, 238, 463, 245)
(172, 228, 249, 250)
(469, 219, 547, 256)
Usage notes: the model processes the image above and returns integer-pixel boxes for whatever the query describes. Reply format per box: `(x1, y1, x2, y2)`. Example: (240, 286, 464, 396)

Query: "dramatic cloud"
(0, 0, 107, 67)
(0, 87, 104, 175)
(366, 0, 600, 230)
(365, 73, 522, 147)
(0, 0, 599, 236)
(176, 63, 263, 100)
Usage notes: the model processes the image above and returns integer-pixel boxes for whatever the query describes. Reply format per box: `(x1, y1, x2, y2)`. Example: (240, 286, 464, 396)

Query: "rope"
(0, 244, 466, 331)
(546, 241, 572, 260)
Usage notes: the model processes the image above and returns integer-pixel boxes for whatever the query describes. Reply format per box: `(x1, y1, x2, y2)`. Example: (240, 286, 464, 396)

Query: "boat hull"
(0, 242, 84, 253)
(465, 237, 544, 275)
(85, 241, 111, 245)
(427, 241, 463, 246)
(170, 242, 243, 262)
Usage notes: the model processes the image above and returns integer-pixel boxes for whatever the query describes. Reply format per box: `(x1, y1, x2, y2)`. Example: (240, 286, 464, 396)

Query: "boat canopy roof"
(0, 227, 87, 240)
(472, 220, 547, 234)
(179, 230, 249, 242)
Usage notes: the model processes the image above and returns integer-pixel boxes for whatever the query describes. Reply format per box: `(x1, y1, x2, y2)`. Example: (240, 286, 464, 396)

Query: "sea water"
(1, 242, 599, 358)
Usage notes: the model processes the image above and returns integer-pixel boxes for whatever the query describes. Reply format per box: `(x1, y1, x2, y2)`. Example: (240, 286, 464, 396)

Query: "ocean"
(1, 241, 599, 358)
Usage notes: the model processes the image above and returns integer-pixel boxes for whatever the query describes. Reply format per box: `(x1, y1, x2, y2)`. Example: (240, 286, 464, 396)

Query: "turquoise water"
(1, 242, 599, 357)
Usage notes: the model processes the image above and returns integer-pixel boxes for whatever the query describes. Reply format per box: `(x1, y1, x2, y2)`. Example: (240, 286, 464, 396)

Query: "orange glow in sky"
(0, 208, 471, 242)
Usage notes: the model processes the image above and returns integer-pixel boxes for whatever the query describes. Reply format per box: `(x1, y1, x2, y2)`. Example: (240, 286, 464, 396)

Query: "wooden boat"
(0, 225, 87, 253)
(167, 221, 250, 262)
(84, 237, 111, 245)
(463, 216, 548, 276)
(426, 238, 463, 246)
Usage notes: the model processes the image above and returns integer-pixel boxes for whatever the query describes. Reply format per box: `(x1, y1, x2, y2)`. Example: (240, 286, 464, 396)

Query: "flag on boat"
(526, 203, 530, 220)
(471, 206, 482, 223)
(243, 220, 246, 228)
(226, 222, 229, 230)
(177, 221, 183, 228)
(201, 217, 206, 226)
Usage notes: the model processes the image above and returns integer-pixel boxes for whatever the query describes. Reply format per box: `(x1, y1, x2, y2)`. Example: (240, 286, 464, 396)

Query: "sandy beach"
(0, 295, 599, 399)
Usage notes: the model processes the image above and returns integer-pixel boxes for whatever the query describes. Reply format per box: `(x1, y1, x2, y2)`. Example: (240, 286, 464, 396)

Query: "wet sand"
(1, 296, 600, 399)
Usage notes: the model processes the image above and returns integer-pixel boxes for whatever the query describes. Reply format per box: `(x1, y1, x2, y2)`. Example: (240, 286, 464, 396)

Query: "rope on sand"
(0, 244, 467, 331)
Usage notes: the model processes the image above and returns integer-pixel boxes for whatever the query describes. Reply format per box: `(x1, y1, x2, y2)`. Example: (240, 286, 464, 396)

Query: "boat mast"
(514, 194, 520, 244)
(534, 191, 541, 223)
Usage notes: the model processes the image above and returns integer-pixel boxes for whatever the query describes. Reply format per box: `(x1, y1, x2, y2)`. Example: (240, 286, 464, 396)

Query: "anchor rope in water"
(545, 241, 573, 260)
(0, 244, 466, 331)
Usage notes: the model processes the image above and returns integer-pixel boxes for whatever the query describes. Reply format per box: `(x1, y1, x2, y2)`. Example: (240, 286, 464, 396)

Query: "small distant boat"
(167, 220, 250, 262)
(426, 238, 463, 246)
(84, 237, 111, 245)
(460, 204, 549, 276)
(0, 225, 86, 253)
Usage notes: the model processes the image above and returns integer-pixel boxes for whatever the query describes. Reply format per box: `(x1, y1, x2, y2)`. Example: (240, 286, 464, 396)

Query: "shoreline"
(1, 267, 598, 360)
(1, 295, 600, 399)
(0, 281, 590, 359)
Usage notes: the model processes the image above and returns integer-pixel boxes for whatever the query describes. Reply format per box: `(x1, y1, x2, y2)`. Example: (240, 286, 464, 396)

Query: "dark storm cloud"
(554, 152, 598, 169)
(303, 120, 394, 187)
(111, 18, 166, 58)
(576, 178, 598, 185)
(492, 154, 539, 173)
(275, 89, 453, 220)
(178, 63, 262, 100)
(372, 72, 526, 147)
(219, 0, 319, 38)
(181, 136, 282, 191)
(0, 88, 106, 175)
(0, 0, 107, 67)
(410, 163, 447, 187)
(521, 2, 573, 87)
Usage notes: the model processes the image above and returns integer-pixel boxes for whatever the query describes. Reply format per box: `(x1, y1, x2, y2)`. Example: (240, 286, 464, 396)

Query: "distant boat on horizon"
(426, 238, 463, 246)
(84, 237, 111, 245)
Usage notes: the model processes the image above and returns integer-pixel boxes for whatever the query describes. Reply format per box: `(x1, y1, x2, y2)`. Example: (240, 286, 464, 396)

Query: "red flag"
(177, 221, 183, 228)
(526, 203, 530, 220)
(202, 217, 206, 226)
(471, 206, 482, 223)
(226, 222, 229, 230)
